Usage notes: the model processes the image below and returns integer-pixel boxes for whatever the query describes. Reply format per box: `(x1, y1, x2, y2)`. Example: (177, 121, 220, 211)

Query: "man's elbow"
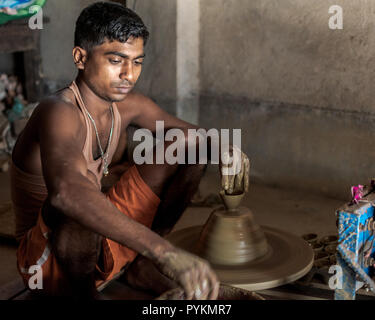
(49, 180, 71, 212)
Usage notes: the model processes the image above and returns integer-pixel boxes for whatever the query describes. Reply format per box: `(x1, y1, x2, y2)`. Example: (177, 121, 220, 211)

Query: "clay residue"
(155, 284, 265, 300)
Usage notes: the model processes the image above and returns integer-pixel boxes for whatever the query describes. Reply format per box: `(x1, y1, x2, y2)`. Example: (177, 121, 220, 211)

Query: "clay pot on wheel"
(165, 189, 314, 291)
(194, 191, 268, 266)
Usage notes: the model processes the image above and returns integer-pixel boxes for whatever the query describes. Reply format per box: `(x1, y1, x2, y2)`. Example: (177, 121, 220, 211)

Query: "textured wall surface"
(200, 97, 375, 200)
(200, 0, 375, 199)
(40, 0, 94, 90)
(201, 0, 375, 113)
(176, 0, 200, 124)
(128, 0, 177, 114)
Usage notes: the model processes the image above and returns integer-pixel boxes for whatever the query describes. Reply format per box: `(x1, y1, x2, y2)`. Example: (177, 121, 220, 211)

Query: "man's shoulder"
(31, 93, 85, 143)
(34, 91, 81, 122)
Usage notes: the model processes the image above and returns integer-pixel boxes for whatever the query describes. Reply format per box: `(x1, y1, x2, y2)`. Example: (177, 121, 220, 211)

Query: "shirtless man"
(11, 2, 249, 300)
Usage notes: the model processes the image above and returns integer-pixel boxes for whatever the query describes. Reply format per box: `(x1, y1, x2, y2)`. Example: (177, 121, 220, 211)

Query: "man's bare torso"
(12, 86, 138, 179)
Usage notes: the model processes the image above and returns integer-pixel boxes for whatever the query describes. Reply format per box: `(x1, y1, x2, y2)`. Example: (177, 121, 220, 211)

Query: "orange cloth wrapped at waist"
(16, 165, 160, 295)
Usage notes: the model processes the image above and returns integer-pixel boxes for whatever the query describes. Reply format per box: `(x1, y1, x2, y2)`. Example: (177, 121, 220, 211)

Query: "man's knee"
(189, 163, 207, 176)
(52, 217, 102, 277)
(160, 140, 208, 179)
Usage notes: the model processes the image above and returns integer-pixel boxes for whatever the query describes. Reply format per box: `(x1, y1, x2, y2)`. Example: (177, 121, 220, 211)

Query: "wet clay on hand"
(155, 248, 220, 300)
(221, 147, 250, 195)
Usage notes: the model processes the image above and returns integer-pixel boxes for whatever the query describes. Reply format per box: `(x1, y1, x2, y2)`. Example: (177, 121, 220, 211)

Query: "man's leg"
(123, 156, 207, 295)
(150, 163, 208, 236)
(110, 126, 207, 236)
(41, 201, 103, 299)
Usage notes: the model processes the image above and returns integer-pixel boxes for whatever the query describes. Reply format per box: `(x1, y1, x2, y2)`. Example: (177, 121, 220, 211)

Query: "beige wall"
(40, 0, 94, 89)
(127, 0, 177, 113)
(201, 0, 375, 114)
(199, 0, 375, 199)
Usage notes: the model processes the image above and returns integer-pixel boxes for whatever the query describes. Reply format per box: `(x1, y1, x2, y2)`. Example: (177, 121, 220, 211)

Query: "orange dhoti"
(16, 166, 160, 295)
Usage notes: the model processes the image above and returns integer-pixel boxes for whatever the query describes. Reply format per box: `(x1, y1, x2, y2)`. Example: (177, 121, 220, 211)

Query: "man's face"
(78, 37, 145, 102)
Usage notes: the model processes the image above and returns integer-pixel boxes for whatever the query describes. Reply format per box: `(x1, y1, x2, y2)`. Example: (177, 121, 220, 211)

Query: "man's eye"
(109, 59, 121, 64)
(134, 60, 144, 65)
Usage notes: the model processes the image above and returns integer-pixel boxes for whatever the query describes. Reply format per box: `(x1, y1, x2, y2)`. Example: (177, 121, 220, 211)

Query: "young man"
(11, 2, 249, 299)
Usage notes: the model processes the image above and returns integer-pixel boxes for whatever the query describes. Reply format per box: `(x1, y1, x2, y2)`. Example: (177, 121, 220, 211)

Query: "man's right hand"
(155, 247, 220, 300)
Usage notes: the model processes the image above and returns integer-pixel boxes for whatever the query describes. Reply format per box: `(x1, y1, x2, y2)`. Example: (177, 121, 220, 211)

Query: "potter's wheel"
(166, 224, 314, 291)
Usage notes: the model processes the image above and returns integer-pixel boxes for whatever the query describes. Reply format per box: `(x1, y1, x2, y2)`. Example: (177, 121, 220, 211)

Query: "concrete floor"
(0, 169, 344, 289)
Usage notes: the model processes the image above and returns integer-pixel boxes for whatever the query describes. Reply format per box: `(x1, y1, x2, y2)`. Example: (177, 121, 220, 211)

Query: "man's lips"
(115, 86, 133, 93)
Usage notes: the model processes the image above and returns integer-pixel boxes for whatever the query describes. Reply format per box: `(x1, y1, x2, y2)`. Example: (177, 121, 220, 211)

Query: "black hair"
(74, 2, 149, 52)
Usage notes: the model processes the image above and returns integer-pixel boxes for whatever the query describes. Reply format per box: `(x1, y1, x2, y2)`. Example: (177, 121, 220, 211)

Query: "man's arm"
(125, 92, 250, 194)
(125, 92, 198, 132)
(37, 99, 219, 299)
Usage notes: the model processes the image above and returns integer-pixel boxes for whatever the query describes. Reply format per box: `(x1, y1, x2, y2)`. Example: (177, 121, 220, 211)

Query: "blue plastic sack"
(0, 0, 36, 9)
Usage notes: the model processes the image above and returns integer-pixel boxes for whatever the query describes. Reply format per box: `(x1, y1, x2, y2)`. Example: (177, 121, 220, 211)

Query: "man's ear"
(73, 46, 88, 70)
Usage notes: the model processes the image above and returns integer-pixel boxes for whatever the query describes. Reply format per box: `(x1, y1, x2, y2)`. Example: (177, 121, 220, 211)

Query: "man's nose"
(120, 62, 134, 84)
